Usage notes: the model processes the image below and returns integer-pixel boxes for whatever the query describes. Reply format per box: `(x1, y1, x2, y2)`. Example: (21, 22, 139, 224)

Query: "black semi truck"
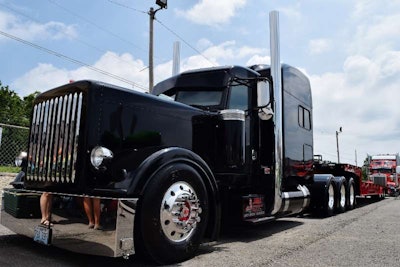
(1, 11, 363, 264)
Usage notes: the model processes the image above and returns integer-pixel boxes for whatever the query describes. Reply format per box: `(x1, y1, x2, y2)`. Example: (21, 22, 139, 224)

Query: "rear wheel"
(337, 183, 346, 213)
(324, 182, 335, 216)
(346, 178, 356, 210)
(135, 163, 209, 264)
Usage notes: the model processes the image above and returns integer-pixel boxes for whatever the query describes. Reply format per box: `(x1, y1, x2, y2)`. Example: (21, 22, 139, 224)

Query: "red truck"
(0, 11, 388, 264)
(314, 155, 385, 214)
(368, 154, 400, 196)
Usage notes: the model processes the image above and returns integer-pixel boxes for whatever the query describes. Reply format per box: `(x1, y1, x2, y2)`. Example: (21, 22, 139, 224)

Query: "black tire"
(336, 182, 346, 213)
(324, 181, 335, 217)
(346, 178, 356, 210)
(135, 163, 209, 264)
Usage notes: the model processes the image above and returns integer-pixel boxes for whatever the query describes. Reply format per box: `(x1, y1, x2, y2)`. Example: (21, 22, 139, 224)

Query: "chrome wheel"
(349, 183, 355, 206)
(328, 183, 335, 210)
(340, 184, 346, 209)
(160, 181, 202, 242)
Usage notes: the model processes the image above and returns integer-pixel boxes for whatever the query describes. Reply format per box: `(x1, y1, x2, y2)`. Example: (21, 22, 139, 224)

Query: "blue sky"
(1, 0, 400, 164)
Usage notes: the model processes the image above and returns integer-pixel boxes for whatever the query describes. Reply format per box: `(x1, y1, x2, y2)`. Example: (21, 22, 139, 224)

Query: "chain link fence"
(0, 123, 29, 166)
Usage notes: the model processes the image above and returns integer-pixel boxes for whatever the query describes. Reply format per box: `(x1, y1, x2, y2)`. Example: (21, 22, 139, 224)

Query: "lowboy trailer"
(0, 11, 386, 264)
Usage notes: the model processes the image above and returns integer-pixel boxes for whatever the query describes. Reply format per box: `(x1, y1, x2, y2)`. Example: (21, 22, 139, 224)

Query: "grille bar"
(27, 92, 83, 185)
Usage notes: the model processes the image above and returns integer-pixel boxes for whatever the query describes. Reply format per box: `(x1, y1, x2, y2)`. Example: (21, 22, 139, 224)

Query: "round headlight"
(90, 146, 113, 168)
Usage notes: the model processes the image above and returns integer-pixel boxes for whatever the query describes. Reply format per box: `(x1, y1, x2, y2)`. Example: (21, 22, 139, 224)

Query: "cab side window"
(228, 84, 248, 110)
(298, 105, 311, 130)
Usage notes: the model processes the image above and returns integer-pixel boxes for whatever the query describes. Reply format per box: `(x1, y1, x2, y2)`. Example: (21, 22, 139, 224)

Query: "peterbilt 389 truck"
(368, 154, 400, 196)
(0, 11, 385, 264)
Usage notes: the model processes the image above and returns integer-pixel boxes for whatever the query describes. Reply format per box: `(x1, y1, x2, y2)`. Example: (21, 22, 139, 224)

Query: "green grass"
(0, 166, 20, 173)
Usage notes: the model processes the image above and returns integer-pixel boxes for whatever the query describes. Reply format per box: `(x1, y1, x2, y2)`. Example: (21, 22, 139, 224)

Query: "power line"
(106, 0, 215, 66)
(0, 30, 148, 91)
(0, 2, 150, 79)
(0, 2, 40, 23)
(107, 0, 147, 14)
(105, 0, 168, 65)
(154, 18, 216, 66)
(47, 0, 147, 54)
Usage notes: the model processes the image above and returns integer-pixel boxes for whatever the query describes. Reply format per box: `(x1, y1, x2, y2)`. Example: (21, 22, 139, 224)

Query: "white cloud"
(377, 51, 400, 80)
(352, 1, 379, 19)
(12, 52, 148, 96)
(175, 0, 247, 26)
(198, 41, 264, 63)
(11, 39, 268, 96)
(349, 1, 400, 56)
(309, 38, 331, 55)
(0, 10, 77, 42)
(11, 63, 70, 96)
(246, 55, 270, 66)
(308, 0, 400, 162)
(278, 4, 302, 21)
(343, 55, 378, 86)
(351, 0, 400, 20)
(196, 38, 214, 51)
(311, 49, 400, 162)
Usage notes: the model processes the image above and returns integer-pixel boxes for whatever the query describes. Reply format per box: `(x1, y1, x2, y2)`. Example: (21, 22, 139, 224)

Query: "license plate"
(33, 225, 52, 245)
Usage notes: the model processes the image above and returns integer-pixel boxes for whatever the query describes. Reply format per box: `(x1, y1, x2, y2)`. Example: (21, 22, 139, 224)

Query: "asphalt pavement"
(1, 172, 400, 266)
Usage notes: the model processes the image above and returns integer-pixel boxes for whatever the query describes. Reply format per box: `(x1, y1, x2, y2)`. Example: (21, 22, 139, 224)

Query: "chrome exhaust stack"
(269, 11, 310, 216)
(269, 10, 284, 215)
(172, 41, 180, 75)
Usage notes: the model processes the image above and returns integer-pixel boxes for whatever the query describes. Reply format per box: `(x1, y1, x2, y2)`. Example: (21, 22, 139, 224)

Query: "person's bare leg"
(46, 194, 52, 221)
(93, 198, 102, 229)
(83, 197, 95, 228)
(40, 193, 51, 224)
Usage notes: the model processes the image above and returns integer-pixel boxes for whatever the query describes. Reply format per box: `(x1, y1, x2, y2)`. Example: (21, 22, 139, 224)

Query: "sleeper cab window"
(298, 105, 311, 130)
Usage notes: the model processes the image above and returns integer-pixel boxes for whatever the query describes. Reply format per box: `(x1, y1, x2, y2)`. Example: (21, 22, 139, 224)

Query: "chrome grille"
(26, 92, 83, 184)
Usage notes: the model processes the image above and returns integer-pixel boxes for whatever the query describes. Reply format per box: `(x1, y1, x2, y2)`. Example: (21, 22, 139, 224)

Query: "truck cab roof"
(152, 65, 260, 97)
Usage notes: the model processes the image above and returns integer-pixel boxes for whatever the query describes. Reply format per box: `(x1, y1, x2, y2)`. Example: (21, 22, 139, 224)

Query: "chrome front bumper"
(1, 188, 137, 258)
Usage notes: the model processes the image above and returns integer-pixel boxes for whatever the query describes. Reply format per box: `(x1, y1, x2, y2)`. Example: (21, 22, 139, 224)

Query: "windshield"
(175, 90, 223, 106)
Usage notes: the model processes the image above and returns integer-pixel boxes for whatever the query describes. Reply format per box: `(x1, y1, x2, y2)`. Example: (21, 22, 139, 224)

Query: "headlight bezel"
(90, 146, 114, 169)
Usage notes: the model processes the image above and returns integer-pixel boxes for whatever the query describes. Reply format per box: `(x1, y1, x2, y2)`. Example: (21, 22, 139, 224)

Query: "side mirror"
(257, 80, 273, 120)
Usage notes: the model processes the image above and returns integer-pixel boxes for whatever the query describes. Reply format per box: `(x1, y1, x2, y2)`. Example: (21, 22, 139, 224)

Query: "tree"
(361, 155, 371, 180)
(0, 81, 25, 126)
(0, 82, 40, 165)
(23, 91, 40, 122)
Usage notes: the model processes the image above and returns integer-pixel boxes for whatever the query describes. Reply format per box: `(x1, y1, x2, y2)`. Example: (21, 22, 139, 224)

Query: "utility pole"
(355, 149, 358, 166)
(336, 127, 342, 163)
(148, 0, 167, 93)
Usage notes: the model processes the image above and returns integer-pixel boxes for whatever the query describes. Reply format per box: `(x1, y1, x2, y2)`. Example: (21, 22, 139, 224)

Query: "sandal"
(94, 225, 103, 230)
(41, 220, 54, 227)
(88, 224, 95, 229)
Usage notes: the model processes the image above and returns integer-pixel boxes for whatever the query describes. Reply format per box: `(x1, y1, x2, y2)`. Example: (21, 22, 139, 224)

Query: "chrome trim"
(219, 109, 245, 121)
(282, 192, 290, 212)
(300, 185, 311, 209)
(279, 185, 310, 215)
(270, 10, 284, 215)
(26, 93, 83, 185)
(1, 189, 136, 258)
(172, 41, 180, 75)
(160, 181, 202, 243)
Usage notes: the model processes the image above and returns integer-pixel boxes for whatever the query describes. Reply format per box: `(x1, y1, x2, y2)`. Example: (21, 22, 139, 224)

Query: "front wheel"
(135, 163, 209, 264)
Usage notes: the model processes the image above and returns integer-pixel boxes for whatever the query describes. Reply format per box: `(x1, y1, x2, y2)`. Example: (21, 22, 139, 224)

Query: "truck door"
(227, 81, 252, 173)
(228, 80, 273, 185)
